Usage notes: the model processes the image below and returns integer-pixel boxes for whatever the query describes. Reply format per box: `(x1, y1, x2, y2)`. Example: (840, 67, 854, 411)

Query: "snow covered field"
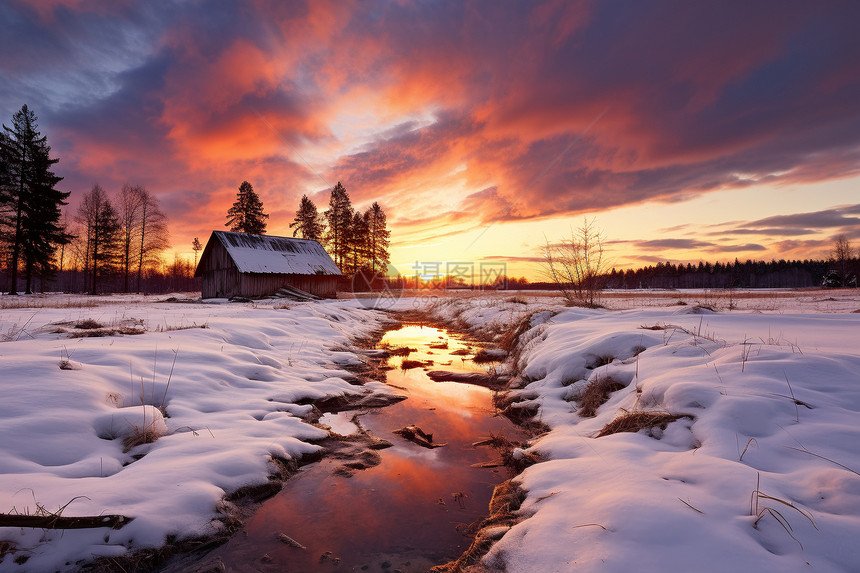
(1, 289, 859, 572)
(0, 295, 394, 571)
(424, 290, 860, 572)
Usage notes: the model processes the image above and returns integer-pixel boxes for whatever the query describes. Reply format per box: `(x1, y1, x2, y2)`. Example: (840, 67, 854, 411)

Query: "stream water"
(201, 324, 527, 572)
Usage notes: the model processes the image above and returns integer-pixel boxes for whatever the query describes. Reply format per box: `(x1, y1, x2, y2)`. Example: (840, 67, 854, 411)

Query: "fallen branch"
(0, 513, 132, 530)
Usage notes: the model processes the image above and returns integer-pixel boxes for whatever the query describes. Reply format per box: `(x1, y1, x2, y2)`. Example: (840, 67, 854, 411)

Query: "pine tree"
(0, 105, 68, 294)
(324, 182, 353, 269)
(365, 201, 391, 273)
(289, 194, 324, 241)
(347, 210, 370, 274)
(226, 181, 268, 234)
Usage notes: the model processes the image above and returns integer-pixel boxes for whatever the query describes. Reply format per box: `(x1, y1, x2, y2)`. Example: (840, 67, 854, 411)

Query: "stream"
(190, 324, 527, 572)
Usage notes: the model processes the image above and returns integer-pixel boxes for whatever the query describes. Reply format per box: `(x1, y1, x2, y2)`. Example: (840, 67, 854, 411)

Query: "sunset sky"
(2, 1, 859, 280)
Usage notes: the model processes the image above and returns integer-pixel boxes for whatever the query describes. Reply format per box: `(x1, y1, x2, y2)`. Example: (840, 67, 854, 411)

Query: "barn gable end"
(194, 231, 342, 299)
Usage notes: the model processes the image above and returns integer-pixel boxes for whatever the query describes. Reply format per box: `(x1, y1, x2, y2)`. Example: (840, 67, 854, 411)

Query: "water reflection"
(208, 324, 525, 573)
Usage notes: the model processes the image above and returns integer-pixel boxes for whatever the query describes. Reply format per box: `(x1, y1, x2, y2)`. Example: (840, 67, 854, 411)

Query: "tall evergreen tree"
(365, 201, 391, 273)
(0, 105, 68, 294)
(347, 210, 370, 274)
(226, 181, 268, 234)
(289, 194, 324, 241)
(324, 182, 353, 269)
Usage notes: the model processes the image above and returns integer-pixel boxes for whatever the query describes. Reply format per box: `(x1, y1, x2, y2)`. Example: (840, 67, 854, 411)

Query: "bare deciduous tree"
(830, 234, 853, 281)
(117, 184, 170, 293)
(135, 188, 169, 293)
(542, 217, 607, 307)
(119, 184, 145, 292)
(76, 184, 120, 295)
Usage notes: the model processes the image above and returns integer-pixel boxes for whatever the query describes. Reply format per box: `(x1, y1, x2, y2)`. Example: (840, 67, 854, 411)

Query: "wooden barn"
(194, 231, 342, 299)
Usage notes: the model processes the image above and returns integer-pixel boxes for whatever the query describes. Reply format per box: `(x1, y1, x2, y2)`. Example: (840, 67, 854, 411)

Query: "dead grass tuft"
(68, 326, 145, 338)
(430, 480, 527, 573)
(473, 432, 540, 473)
(122, 425, 162, 452)
(597, 410, 693, 437)
(578, 377, 626, 418)
(499, 312, 538, 353)
(74, 319, 103, 329)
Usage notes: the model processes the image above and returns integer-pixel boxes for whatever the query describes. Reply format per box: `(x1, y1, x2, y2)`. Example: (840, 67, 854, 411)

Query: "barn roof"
(206, 231, 341, 276)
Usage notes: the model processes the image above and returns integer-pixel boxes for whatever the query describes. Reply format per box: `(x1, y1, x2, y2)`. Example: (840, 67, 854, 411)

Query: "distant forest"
(601, 258, 858, 290)
(500, 258, 856, 292)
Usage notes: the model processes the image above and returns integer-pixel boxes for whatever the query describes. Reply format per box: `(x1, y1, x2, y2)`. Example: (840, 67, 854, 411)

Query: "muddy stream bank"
(160, 322, 530, 573)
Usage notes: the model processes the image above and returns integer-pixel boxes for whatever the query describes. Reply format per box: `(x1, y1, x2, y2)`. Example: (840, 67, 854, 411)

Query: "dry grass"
(472, 432, 540, 473)
(750, 472, 817, 548)
(430, 480, 527, 573)
(121, 423, 163, 452)
(597, 410, 693, 437)
(74, 319, 103, 329)
(499, 312, 538, 353)
(0, 297, 102, 309)
(69, 326, 145, 338)
(578, 377, 626, 418)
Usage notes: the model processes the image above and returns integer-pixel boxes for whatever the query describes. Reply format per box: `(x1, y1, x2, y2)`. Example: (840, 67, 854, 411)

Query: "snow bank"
(474, 305, 860, 572)
(0, 296, 390, 571)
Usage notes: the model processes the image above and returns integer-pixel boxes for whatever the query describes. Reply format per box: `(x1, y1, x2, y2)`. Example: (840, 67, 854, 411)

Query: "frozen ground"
(1, 289, 858, 572)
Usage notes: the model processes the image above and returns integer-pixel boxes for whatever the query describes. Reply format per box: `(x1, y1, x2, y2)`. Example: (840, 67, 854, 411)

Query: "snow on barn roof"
(213, 231, 341, 275)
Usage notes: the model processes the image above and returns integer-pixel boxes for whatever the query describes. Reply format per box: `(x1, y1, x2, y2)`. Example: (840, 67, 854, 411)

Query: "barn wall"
(236, 273, 340, 298)
(199, 239, 242, 298)
(201, 269, 241, 298)
(197, 238, 235, 274)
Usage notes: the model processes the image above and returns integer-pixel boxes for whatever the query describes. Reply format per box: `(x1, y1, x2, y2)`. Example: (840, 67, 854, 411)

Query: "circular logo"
(350, 263, 404, 310)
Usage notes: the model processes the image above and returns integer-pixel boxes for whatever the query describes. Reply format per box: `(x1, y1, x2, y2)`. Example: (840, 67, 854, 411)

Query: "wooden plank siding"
(196, 232, 341, 299)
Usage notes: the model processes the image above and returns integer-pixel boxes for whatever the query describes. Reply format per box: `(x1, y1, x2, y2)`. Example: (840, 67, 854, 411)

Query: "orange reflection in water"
(208, 324, 525, 573)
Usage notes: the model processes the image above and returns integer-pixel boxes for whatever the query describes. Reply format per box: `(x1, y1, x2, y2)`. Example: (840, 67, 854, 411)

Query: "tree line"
(70, 183, 170, 294)
(602, 236, 858, 290)
(0, 105, 178, 294)
(602, 258, 856, 290)
(225, 180, 391, 277)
